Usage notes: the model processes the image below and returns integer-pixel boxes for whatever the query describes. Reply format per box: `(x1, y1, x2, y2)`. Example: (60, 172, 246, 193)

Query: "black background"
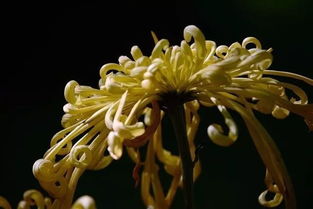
(1, 1, 313, 209)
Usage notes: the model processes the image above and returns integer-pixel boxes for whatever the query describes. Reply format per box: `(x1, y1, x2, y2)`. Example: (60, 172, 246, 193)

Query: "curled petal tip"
(183, 25, 206, 59)
(64, 80, 79, 104)
(258, 190, 283, 208)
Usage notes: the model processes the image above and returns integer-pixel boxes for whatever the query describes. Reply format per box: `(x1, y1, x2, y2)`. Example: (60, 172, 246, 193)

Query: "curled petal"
(282, 82, 308, 105)
(228, 42, 242, 52)
(258, 190, 283, 208)
(207, 124, 235, 147)
(215, 45, 228, 58)
(50, 136, 73, 156)
(208, 99, 238, 147)
(33, 159, 59, 182)
(184, 25, 206, 59)
(23, 190, 45, 209)
(45, 123, 91, 160)
(70, 145, 93, 168)
(225, 99, 296, 209)
(272, 105, 290, 119)
(242, 37, 262, 49)
(71, 196, 97, 209)
(99, 63, 124, 79)
(64, 80, 79, 104)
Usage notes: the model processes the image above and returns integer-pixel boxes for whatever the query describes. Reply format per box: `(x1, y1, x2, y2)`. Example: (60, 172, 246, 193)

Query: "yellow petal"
(71, 196, 97, 209)
(107, 131, 123, 160)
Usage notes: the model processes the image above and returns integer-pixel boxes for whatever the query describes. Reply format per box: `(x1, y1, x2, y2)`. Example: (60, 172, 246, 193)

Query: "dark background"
(1, 0, 313, 209)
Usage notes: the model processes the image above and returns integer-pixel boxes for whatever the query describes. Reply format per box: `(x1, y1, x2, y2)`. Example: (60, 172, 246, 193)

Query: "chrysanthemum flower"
(2, 25, 312, 209)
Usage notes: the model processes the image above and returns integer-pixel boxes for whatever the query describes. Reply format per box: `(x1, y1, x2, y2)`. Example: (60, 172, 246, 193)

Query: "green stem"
(167, 103, 194, 209)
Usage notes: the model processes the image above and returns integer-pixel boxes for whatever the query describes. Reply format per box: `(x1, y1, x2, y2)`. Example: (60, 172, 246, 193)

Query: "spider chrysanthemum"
(1, 25, 312, 209)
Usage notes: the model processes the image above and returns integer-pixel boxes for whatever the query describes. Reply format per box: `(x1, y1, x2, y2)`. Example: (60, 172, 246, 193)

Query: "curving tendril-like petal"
(221, 98, 297, 209)
(33, 159, 61, 183)
(184, 25, 206, 60)
(242, 37, 262, 49)
(22, 190, 45, 209)
(70, 145, 93, 168)
(258, 190, 283, 208)
(99, 63, 124, 79)
(64, 80, 79, 104)
(207, 97, 238, 147)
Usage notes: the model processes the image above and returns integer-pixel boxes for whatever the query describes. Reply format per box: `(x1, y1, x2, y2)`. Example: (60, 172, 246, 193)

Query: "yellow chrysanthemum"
(2, 25, 312, 209)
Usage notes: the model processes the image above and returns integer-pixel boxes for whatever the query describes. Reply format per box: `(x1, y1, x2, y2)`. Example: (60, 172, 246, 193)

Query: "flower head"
(6, 25, 312, 209)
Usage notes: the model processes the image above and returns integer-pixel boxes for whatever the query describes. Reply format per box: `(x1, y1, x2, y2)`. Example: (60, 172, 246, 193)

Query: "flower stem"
(167, 103, 194, 209)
